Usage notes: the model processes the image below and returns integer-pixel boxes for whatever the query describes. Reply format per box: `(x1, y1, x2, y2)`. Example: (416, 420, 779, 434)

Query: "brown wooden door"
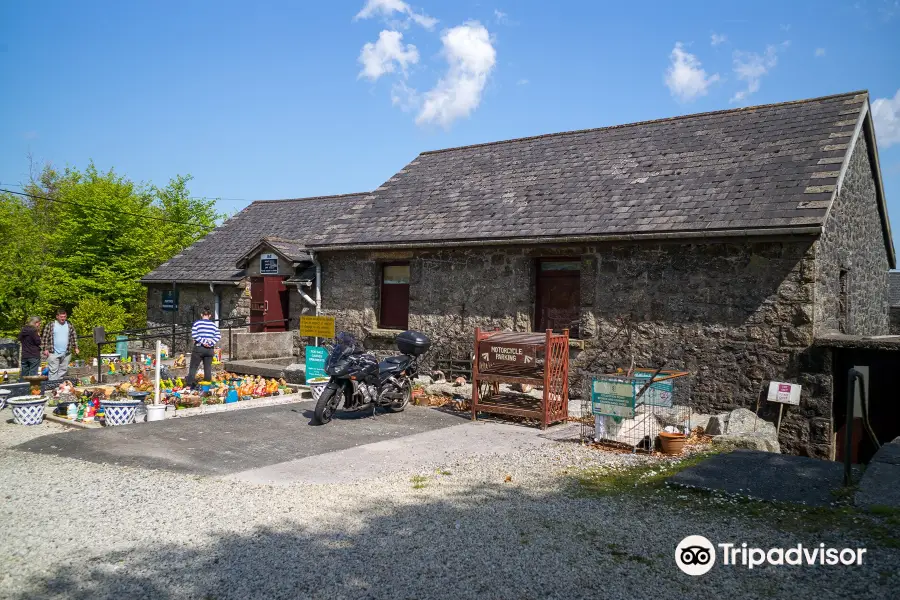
(380, 263, 410, 330)
(535, 259, 580, 337)
(249, 277, 265, 333)
(264, 276, 289, 331)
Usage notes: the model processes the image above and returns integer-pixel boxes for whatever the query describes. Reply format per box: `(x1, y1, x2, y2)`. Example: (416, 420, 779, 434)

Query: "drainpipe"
(209, 283, 221, 327)
(312, 252, 322, 347)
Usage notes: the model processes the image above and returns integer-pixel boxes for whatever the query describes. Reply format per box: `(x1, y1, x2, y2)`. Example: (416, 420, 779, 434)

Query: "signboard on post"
(767, 381, 801, 406)
(305, 345, 328, 380)
(633, 371, 674, 407)
(162, 290, 178, 311)
(299, 315, 335, 339)
(116, 335, 128, 360)
(260, 253, 279, 275)
(591, 377, 636, 418)
(478, 342, 536, 371)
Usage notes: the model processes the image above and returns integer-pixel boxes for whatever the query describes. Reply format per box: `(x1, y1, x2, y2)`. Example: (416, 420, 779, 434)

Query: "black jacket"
(18, 325, 42, 359)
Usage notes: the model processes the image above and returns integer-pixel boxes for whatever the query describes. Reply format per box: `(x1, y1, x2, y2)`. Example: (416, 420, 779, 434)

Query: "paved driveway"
(13, 402, 467, 478)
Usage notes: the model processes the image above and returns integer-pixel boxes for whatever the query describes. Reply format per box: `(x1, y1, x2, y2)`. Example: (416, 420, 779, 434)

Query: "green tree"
(68, 296, 127, 360)
(0, 162, 222, 337)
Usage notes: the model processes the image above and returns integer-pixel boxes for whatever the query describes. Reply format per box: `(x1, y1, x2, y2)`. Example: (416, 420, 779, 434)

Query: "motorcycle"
(312, 330, 431, 425)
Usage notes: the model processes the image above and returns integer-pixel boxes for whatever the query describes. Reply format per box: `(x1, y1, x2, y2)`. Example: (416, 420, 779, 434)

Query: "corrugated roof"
(309, 91, 869, 248)
(141, 193, 368, 283)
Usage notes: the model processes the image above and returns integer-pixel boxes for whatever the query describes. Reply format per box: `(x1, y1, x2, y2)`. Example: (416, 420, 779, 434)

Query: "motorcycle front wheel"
(383, 379, 412, 413)
(313, 383, 342, 425)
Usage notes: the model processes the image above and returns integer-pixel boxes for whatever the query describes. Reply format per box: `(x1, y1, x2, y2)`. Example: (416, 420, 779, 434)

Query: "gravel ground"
(1, 417, 898, 600)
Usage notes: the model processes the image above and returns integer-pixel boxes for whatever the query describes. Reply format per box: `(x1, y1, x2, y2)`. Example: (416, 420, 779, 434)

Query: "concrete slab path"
(12, 402, 466, 478)
(668, 449, 848, 506)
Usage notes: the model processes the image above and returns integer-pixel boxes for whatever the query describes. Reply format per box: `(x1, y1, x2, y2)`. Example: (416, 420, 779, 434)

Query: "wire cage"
(580, 369, 693, 452)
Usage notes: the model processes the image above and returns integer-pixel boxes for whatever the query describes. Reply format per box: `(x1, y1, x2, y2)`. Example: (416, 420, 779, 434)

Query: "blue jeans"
(21, 357, 41, 377)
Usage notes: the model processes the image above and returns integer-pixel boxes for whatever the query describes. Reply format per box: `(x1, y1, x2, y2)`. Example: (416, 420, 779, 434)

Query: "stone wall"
(814, 134, 890, 336)
(319, 239, 838, 457)
(144, 283, 249, 352)
(890, 307, 900, 334)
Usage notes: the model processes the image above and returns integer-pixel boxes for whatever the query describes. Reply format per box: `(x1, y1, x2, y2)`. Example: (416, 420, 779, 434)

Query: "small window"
(380, 263, 410, 329)
(838, 268, 849, 334)
(535, 258, 581, 337)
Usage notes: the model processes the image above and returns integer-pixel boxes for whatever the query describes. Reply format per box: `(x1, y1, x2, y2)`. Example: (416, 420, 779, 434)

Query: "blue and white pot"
(0, 389, 9, 411)
(100, 399, 142, 426)
(8, 396, 48, 426)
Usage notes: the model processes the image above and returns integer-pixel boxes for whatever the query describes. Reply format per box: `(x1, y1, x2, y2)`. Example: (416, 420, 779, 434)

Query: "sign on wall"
(305, 345, 329, 380)
(767, 381, 802, 406)
(478, 342, 536, 371)
(260, 253, 279, 275)
(299, 315, 335, 338)
(162, 289, 178, 311)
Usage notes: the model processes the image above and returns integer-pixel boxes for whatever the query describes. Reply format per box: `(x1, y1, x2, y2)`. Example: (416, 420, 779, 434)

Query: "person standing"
(41, 308, 79, 381)
(187, 307, 220, 387)
(18, 316, 42, 377)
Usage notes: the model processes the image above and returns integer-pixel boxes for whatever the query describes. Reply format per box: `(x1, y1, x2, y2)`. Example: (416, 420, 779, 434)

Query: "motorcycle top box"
(396, 330, 430, 356)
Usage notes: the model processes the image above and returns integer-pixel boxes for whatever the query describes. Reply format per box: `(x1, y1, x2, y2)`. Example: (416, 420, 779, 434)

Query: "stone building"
(304, 91, 893, 458)
(142, 91, 894, 458)
(140, 193, 367, 352)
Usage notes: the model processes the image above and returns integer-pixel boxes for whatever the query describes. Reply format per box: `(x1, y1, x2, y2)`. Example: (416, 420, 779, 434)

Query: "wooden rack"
(471, 328, 570, 429)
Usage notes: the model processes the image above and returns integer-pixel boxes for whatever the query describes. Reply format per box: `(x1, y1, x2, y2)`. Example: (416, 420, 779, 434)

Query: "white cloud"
(355, 0, 437, 30)
(494, 9, 509, 24)
(391, 80, 420, 112)
(872, 88, 900, 148)
(815, 47, 826, 57)
(711, 33, 727, 46)
(729, 42, 788, 103)
(664, 42, 720, 103)
(416, 21, 497, 128)
(517, 78, 529, 85)
(358, 30, 419, 81)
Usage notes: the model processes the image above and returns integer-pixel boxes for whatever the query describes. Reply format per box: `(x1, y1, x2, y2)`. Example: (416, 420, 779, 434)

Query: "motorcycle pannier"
(396, 330, 431, 356)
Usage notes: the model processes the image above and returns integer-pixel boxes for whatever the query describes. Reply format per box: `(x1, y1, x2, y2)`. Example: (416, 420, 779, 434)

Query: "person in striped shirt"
(187, 307, 221, 387)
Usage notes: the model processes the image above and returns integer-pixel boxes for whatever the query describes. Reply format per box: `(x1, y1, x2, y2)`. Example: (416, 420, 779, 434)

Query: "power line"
(0, 187, 217, 230)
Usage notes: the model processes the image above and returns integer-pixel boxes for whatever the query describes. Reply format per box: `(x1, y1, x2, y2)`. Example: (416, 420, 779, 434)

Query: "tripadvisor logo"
(675, 536, 867, 575)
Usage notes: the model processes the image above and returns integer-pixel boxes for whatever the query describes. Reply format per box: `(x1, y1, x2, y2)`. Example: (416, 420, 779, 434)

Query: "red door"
(249, 277, 265, 333)
(264, 276, 289, 331)
(535, 259, 581, 337)
(380, 263, 410, 330)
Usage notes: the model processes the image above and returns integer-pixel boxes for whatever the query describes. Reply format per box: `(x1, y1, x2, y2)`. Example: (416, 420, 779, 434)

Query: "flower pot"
(100, 399, 142, 426)
(8, 396, 48, 426)
(146, 404, 166, 422)
(0, 389, 9, 411)
(659, 431, 687, 455)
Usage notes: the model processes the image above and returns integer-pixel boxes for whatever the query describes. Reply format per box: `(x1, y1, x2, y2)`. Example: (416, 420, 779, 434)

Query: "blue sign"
(305, 345, 328, 380)
(162, 290, 178, 311)
(116, 335, 129, 360)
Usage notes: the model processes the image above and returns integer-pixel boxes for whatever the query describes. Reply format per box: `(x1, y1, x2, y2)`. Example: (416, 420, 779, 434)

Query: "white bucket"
(146, 404, 167, 422)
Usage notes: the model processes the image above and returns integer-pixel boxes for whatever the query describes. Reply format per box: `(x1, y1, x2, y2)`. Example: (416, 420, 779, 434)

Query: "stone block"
(712, 433, 781, 453)
(725, 408, 778, 439)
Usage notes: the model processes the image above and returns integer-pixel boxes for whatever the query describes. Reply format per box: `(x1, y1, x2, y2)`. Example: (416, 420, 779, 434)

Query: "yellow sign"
(299, 315, 335, 338)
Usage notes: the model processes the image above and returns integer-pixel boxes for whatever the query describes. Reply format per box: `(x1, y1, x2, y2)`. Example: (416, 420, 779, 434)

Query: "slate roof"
(141, 193, 367, 283)
(890, 272, 900, 308)
(234, 237, 311, 268)
(308, 91, 871, 249)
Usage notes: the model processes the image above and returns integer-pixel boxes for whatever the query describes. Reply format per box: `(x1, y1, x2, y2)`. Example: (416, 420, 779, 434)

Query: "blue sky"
(1, 0, 899, 237)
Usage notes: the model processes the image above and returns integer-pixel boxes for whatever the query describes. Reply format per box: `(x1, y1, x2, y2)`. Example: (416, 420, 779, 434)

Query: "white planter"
(0, 389, 9, 411)
(146, 404, 166, 422)
(101, 399, 142, 426)
(8, 396, 48, 426)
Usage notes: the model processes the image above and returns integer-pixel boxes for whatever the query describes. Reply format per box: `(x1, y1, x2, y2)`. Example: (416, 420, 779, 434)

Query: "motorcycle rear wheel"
(313, 384, 342, 425)
(383, 379, 411, 413)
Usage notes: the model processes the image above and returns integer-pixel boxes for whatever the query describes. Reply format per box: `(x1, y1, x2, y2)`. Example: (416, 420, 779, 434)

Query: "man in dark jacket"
(18, 316, 42, 377)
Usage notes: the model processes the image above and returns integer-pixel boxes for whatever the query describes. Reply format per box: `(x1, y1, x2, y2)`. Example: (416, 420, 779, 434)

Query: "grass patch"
(410, 475, 429, 490)
(574, 451, 716, 497)
(436, 469, 452, 476)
